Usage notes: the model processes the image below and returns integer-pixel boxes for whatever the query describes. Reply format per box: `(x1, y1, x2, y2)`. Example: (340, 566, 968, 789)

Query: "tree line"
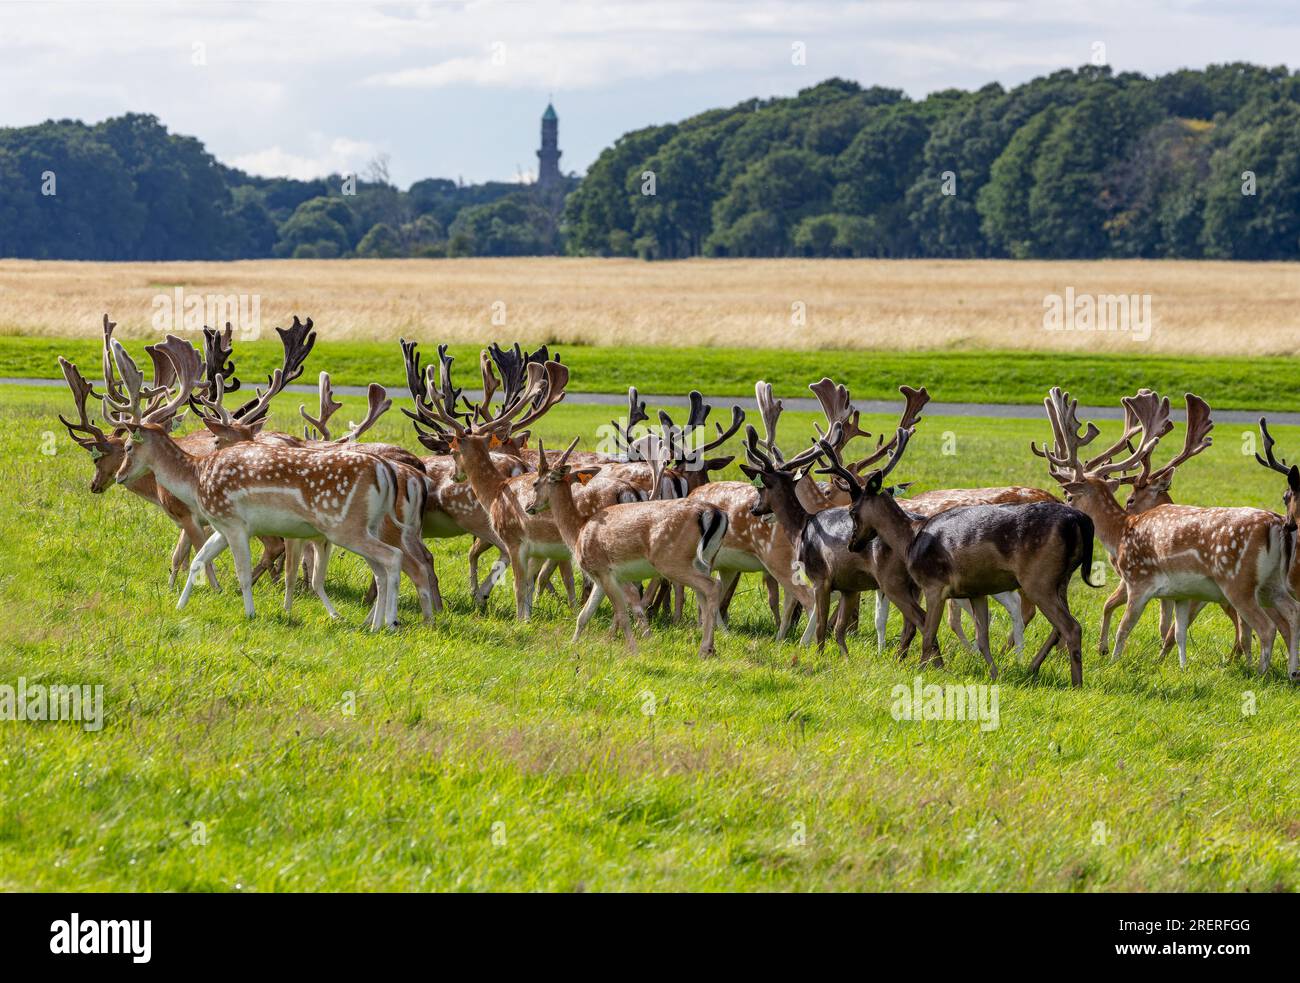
(3, 63, 1298, 261)
(0, 113, 573, 260)
(565, 63, 1300, 260)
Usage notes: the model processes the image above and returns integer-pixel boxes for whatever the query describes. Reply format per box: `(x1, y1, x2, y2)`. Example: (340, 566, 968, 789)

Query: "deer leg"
(1026, 583, 1084, 687)
(875, 591, 891, 654)
(834, 591, 860, 657)
(222, 528, 256, 619)
(947, 600, 976, 652)
(180, 531, 228, 610)
(1172, 600, 1192, 669)
(250, 536, 284, 586)
(1110, 585, 1154, 664)
(507, 551, 531, 621)
(1097, 583, 1127, 658)
(967, 595, 997, 681)
(560, 560, 577, 609)
(532, 558, 558, 599)
(715, 570, 740, 627)
(168, 528, 190, 589)
(991, 591, 1025, 659)
(303, 540, 337, 618)
(878, 574, 923, 662)
(572, 578, 605, 643)
(809, 584, 834, 653)
(920, 588, 947, 669)
(601, 574, 637, 652)
(681, 573, 721, 657)
(764, 573, 781, 624)
(467, 536, 487, 597)
(283, 539, 301, 614)
(1221, 603, 1247, 656)
(178, 515, 221, 592)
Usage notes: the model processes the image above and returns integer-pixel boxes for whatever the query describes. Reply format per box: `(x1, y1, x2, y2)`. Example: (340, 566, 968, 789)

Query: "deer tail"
(694, 507, 729, 575)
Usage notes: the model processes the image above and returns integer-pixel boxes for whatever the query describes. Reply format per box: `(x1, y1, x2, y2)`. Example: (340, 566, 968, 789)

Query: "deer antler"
(848, 385, 929, 473)
(1033, 387, 1103, 481)
(300, 371, 344, 439)
(632, 432, 671, 501)
(611, 387, 650, 458)
(813, 436, 862, 495)
(106, 335, 205, 427)
(1256, 417, 1292, 477)
(230, 316, 316, 424)
(478, 359, 568, 435)
(755, 381, 785, 465)
(808, 378, 870, 452)
(57, 357, 110, 445)
(334, 384, 392, 443)
(743, 424, 775, 473)
(1144, 394, 1213, 483)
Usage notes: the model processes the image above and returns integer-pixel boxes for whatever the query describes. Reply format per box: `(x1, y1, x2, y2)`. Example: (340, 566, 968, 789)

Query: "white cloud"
(230, 136, 382, 181)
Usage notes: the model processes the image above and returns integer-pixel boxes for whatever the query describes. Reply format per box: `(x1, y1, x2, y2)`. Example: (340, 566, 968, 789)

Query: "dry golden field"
(1, 257, 1297, 354)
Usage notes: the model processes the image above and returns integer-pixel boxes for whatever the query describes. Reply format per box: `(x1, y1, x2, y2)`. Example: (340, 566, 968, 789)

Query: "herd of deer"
(56, 315, 1300, 687)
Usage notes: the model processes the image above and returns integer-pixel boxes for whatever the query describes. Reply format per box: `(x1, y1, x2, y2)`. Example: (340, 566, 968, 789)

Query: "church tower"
(536, 102, 562, 191)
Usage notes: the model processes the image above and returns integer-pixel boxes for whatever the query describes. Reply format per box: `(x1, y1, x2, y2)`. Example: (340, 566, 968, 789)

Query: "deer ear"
(201, 417, 252, 445)
(738, 463, 760, 480)
(567, 468, 599, 485)
(865, 471, 884, 495)
(1289, 465, 1300, 496)
(704, 455, 734, 472)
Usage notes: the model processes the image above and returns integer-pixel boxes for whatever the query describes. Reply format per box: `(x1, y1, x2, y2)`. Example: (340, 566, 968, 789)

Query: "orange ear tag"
(489, 434, 503, 448)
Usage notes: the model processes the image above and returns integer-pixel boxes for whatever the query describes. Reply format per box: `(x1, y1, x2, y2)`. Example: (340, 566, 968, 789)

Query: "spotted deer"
(404, 343, 639, 619)
(108, 335, 433, 629)
(1037, 387, 1299, 677)
(1078, 389, 1244, 659)
(523, 435, 729, 656)
(57, 315, 318, 589)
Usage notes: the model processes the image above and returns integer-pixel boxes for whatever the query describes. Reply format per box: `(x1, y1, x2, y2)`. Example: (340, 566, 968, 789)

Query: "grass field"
(2, 382, 1297, 891)
(6, 336, 1300, 414)
(2, 257, 1299, 356)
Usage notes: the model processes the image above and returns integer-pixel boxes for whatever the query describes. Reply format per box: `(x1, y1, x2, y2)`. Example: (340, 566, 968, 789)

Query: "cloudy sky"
(3, 1, 1297, 187)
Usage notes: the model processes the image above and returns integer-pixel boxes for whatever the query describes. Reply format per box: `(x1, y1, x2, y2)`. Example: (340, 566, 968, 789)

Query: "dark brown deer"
(823, 426, 1099, 685)
(740, 421, 927, 658)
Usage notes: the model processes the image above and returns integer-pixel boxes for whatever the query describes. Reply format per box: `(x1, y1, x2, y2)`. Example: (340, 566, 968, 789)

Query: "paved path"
(3, 377, 1293, 426)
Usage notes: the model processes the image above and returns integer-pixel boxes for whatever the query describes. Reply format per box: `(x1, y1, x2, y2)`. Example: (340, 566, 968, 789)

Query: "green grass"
(1, 382, 1297, 891)
(4, 335, 1300, 410)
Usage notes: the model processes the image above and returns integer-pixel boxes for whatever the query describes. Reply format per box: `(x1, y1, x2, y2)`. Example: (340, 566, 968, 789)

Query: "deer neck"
(1075, 488, 1129, 556)
(459, 440, 507, 508)
(871, 495, 919, 558)
(768, 480, 811, 542)
(146, 436, 203, 514)
(547, 481, 587, 550)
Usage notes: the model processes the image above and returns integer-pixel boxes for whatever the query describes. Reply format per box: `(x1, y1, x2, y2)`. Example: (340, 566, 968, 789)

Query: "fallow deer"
(108, 336, 431, 629)
(1037, 388, 1299, 677)
(405, 343, 639, 620)
(741, 422, 928, 658)
(824, 427, 1098, 685)
(522, 435, 729, 656)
